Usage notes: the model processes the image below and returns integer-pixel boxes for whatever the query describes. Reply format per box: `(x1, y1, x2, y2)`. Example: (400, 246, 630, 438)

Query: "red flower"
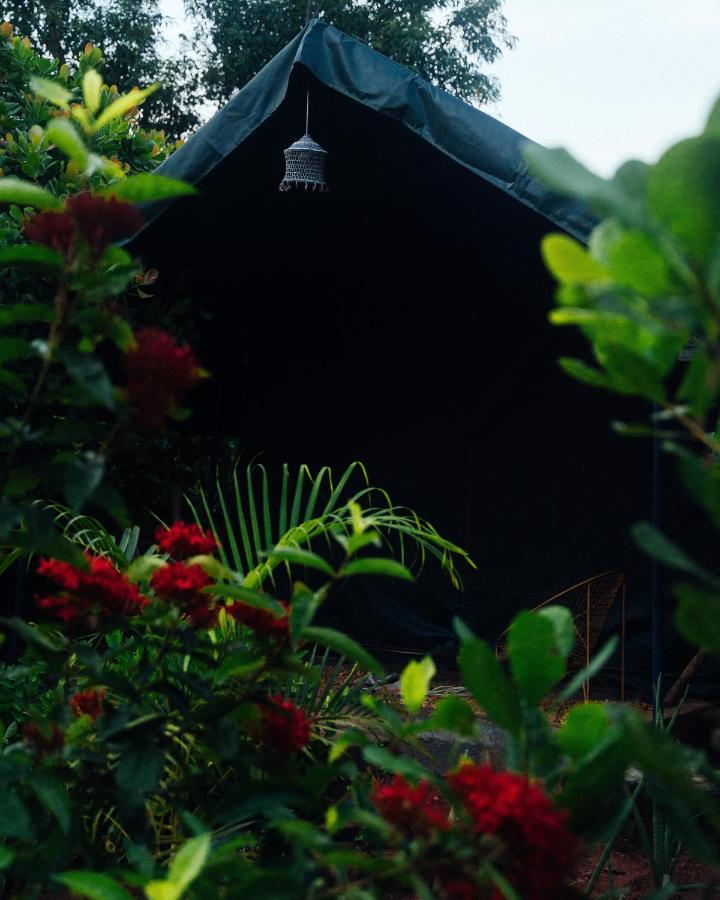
(123, 327, 202, 429)
(151, 562, 217, 628)
(371, 775, 450, 837)
(65, 192, 142, 258)
(438, 879, 479, 900)
(70, 688, 106, 721)
(155, 521, 218, 559)
(23, 722, 64, 758)
(446, 764, 577, 900)
(24, 193, 142, 262)
(227, 599, 290, 639)
(259, 695, 311, 752)
(37, 554, 148, 623)
(24, 210, 76, 259)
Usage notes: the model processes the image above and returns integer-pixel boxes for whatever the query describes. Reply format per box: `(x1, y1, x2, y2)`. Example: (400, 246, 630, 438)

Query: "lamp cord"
(306, 88, 310, 134)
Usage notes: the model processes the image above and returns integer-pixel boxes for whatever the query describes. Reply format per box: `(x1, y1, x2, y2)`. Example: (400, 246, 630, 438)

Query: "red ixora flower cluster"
(24, 192, 143, 262)
(37, 555, 148, 623)
(123, 327, 202, 429)
(151, 561, 217, 628)
(227, 599, 290, 640)
(259, 695, 311, 753)
(70, 688, 106, 721)
(446, 763, 578, 900)
(155, 522, 218, 559)
(371, 775, 450, 837)
(23, 722, 64, 758)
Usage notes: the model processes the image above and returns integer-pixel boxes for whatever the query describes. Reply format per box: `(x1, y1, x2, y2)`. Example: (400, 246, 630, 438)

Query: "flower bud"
(65, 159, 80, 178)
(28, 124, 44, 146)
(0, 21, 12, 39)
(21, 36, 31, 49)
(5, 132, 14, 144)
(83, 42, 94, 56)
(59, 63, 69, 80)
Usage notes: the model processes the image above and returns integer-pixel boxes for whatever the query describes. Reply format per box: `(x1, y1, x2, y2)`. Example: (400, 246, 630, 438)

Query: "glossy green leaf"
(541, 233, 608, 284)
(55, 872, 132, 900)
(0, 244, 64, 270)
(507, 611, 566, 706)
(266, 545, 333, 575)
(340, 557, 413, 580)
(208, 584, 286, 617)
(115, 744, 164, 794)
(598, 343, 666, 403)
(677, 346, 716, 419)
(590, 221, 675, 297)
(82, 69, 103, 114)
(362, 745, 430, 780)
(92, 85, 157, 131)
(428, 695, 476, 735)
(631, 522, 718, 587)
(0, 177, 62, 210)
(29, 76, 72, 109)
(167, 833, 210, 891)
(647, 135, 720, 263)
(0, 337, 31, 364)
(0, 846, 15, 869)
(556, 702, 610, 759)
(675, 582, 720, 656)
(100, 174, 197, 203)
(399, 656, 435, 714)
(302, 626, 385, 677)
(0, 302, 53, 326)
(45, 118, 89, 169)
(558, 357, 617, 392)
(458, 637, 521, 734)
(537, 605, 575, 658)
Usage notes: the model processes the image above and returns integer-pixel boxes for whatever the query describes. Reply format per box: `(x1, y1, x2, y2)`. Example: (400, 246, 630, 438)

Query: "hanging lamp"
(279, 90, 329, 193)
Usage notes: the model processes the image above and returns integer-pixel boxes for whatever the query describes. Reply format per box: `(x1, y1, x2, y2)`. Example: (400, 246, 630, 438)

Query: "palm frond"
(187, 460, 473, 590)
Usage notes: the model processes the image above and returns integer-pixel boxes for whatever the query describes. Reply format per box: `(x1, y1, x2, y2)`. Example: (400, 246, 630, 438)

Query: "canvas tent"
(132, 20, 697, 688)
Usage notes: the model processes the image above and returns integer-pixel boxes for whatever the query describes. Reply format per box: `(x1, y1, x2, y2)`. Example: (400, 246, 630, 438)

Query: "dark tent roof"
(144, 19, 593, 241)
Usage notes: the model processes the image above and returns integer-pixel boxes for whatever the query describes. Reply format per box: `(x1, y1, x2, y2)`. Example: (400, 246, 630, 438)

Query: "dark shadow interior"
(133, 67, 707, 690)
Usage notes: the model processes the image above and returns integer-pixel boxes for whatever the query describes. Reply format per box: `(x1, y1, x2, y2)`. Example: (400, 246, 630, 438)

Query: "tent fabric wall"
(130, 21, 709, 692)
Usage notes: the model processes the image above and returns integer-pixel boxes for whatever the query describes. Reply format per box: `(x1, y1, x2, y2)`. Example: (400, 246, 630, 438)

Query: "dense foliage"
(0, 0, 201, 136)
(188, 0, 515, 107)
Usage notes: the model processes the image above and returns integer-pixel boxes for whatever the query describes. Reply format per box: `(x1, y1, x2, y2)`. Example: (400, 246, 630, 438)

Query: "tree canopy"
(187, 0, 515, 106)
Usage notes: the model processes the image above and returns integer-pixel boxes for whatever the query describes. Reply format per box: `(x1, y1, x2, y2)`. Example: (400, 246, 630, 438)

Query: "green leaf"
(558, 357, 617, 392)
(0, 792, 31, 839)
(266, 545, 333, 575)
(590, 221, 675, 297)
(0, 177, 62, 210)
(0, 846, 15, 869)
(60, 350, 115, 408)
(55, 872, 132, 900)
(541, 234, 608, 284)
(428, 696, 476, 735)
(647, 135, 720, 263)
(556, 702, 610, 759)
(29, 76, 72, 109)
(458, 637, 521, 734)
(675, 582, 720, 656)
(167, 833, 210, 893)
(507, 611, 567, 706)
(524, 144, 634, 220)
(598, 343, 666, 403)
(100, 174, 197, 204)
(0, 244, 64, 271)
(301, 626, 385, 678)
(677, 346, 715, 420)
(29, 773, 71, 833)
(559, 636, 619, 701)
(82, 69, 103, 114)
(45, 119, 89, 170)
(362, 745, 431, 780)
(0, 302, 53, 326)
(115, 744, 164, 794)
(631, 521, 718, 586)
(537, 606, 575, 658)
(92, 85, 157, 132)
(399, 656, 435, 714)
(209, 584, 286, 617)
(0, 337, 31, 364)
(340, 558, 413, 580)
(63, 451, 105, 510)
(0, 617, 67, 652)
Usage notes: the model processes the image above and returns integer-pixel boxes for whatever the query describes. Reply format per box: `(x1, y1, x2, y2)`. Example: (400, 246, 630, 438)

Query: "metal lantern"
(279, 91, 329, 193)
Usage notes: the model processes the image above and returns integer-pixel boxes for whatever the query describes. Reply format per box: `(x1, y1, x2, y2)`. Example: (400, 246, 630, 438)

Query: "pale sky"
(160, 0, 720, 176)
